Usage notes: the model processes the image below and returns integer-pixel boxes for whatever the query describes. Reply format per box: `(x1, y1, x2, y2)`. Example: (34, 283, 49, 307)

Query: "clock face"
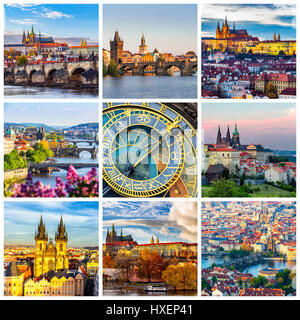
(102, 102, 197, 197)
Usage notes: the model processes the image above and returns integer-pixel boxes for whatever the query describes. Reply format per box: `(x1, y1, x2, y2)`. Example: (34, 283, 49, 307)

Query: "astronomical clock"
(102, 102, 197, 197)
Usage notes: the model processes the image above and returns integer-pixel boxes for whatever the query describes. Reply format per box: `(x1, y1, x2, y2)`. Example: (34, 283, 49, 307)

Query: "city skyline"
(103, 4, 197, 55)
(4, 103, 98, 127)
(103, 201, 197, 244)
(4, 4, 99, 45)
(4, 201, 99, 247)
(202, 4, 296, 40)
(202, 103, 296, 151)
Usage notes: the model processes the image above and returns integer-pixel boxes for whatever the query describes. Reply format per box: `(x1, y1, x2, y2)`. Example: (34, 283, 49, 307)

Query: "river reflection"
(4, 85, 98, 99)
(202, 255, 296, 277)
(103, 290, 197, 296)
(103, 73, 197, 99)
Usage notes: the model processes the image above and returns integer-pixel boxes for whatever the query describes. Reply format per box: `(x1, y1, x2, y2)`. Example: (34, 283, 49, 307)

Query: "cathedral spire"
(225, 125, 231, 145)
(55, 214, 67, 241)
(36, 213, 47, 241)
(141, 33, 146, 46)
(216, 125, 222, 145)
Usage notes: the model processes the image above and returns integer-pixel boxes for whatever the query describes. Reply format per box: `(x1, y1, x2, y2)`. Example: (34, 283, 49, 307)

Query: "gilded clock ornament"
(102, 102, 197, 197)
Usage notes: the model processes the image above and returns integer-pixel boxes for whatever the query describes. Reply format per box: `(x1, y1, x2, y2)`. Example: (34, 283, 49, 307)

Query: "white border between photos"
(0, 0, 299, 302)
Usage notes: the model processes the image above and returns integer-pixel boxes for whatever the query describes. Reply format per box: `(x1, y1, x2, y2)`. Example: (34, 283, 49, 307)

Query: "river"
(202, 255, 296, 276)
(103, 73, 197, 98)
(31, 141, 98, 188)
(4, 85, 98, 99)
(103, 290, 197, 296)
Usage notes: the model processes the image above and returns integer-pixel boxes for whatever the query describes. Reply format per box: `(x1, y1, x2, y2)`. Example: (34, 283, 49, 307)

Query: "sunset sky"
(103, 201, 197, 244)
(202, 103, 296, 151)
(202, 4, 296, 40)
(103, 4, 197, 55)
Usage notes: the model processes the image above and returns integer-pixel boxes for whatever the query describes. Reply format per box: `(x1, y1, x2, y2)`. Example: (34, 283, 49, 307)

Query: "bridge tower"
(110, 31, 124, 65)
(139, 33, 148, 55)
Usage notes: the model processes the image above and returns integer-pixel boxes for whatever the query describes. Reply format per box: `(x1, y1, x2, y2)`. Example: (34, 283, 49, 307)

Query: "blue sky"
(202, 103, 296, 151)
(103, 201, 197, 244)
(4, 4, 98, 45)
(103, 4, 197, 55)
(5, 103, 99, 127)
(4, 201, 99, 247)
(202, 4, 296, 40)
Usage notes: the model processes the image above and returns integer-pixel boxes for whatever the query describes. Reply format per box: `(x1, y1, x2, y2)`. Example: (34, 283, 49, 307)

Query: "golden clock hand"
(132, 118, 183, 169)
(132, 136, 163, 168)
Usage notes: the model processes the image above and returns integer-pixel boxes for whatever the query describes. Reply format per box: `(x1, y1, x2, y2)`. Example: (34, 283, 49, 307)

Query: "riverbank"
(4, 168, 28, 181)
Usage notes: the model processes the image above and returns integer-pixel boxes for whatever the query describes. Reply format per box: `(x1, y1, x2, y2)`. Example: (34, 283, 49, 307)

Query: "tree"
(211, 275, 217, 285)
(17, 55, 28, 66)
(107, 59, 119, 76)
(266, 82, 278, 99)
(103, 62, 107, 76)
(137, 249, 165, 283)
(250, 275, 268, 288)
(208, 178, 251, 197)
(115, 249, 135, 282)
(163, 263, 197, 291)
(4, 149, 27, 171)
(103, 253, 115, 268)
(201, 277, 211, 291)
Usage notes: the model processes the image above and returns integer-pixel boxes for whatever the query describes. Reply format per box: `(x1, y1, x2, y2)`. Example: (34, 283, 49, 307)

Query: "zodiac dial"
(103, 102, 197, 197)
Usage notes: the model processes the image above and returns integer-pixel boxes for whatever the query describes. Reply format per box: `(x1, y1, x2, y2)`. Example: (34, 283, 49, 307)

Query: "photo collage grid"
(0, 1, 298, 299)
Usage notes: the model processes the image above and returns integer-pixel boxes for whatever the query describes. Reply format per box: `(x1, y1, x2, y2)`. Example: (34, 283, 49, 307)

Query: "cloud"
(9, 19, 38, 25)
(202, 4, 296, 27)
(103, 201, 198, 243)
(40, 8, 73, 19)
(169, 201, 198, 242)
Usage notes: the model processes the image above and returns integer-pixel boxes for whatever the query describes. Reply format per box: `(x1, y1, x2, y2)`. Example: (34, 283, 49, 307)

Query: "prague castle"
(104, 224, 197, 258)
(22, 25, 54, 46)
(34, 215, 69, 277)
(202, 17, 296, 55)
(203, 124, 274, 178)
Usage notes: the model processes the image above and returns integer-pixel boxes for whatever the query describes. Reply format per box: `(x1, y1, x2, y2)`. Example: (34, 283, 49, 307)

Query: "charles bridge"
(52, 145, 98, 159)
(119, 60, 197, 76)
(4, 60, 99, 88)
(29, 162, 98, 172)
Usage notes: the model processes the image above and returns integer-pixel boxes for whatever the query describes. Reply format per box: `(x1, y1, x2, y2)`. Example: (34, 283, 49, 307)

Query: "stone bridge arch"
(162, 62, 183, 74)
(46, 68, 58, 86)
(69, 67, 87, 86)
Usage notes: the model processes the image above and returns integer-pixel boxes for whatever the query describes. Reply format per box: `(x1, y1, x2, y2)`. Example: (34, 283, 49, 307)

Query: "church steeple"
(150, 236, 154, 244)
(216, 125, 222, 145)
(141, 33, 146, 46)
(216, 21, 221, 39)
(55, 214, 68, 241)
(225, 125, 231, 145)
(35, 214, 48, 241)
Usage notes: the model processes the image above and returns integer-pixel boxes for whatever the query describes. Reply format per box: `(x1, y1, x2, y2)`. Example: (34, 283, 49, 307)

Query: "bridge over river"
(119, 60, 197, 76)
(4, 60, 98, 88)
(29, 162, 98, 171)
